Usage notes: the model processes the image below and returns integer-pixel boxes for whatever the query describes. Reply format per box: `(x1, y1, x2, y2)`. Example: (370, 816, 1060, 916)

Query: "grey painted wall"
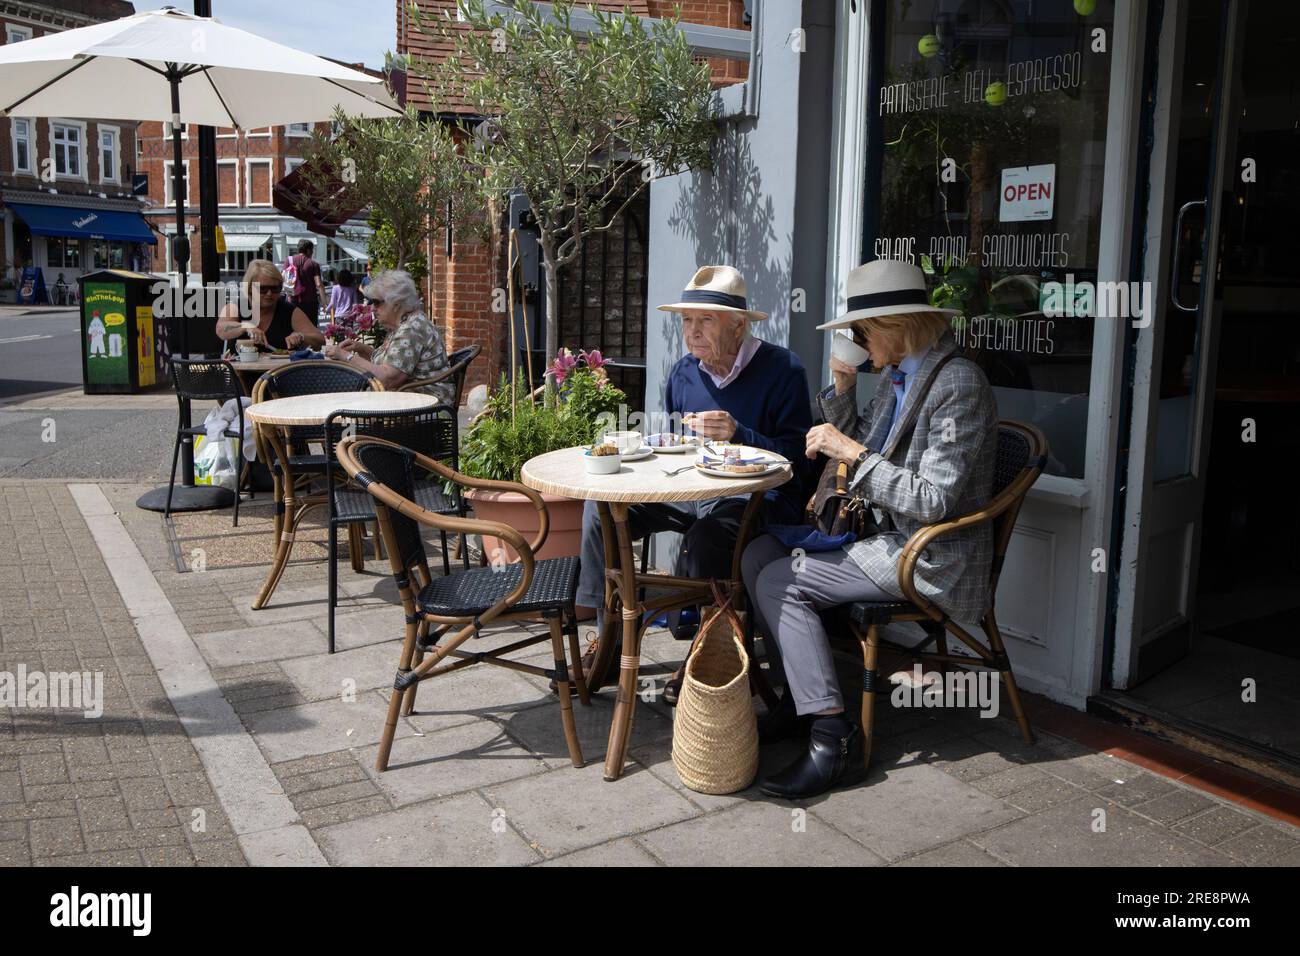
(645, 0, 837, 413)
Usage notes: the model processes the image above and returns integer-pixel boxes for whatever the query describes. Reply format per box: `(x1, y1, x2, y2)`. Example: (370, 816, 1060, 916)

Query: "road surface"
(0, 309, 177, 480)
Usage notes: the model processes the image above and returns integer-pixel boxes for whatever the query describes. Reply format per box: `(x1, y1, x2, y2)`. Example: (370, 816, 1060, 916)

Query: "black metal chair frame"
(323, 405, 469, 654)
(336, 435, 589, 773)
(249, 360, 380, 543)
(166, 358, 250, 526)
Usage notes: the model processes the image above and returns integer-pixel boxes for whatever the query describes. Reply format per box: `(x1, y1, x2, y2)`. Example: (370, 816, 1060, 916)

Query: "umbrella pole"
(137, 64, 234, 516)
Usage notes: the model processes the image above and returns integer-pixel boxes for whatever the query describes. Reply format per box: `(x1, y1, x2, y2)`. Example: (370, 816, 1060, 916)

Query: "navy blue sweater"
(663, 340, 813, 522)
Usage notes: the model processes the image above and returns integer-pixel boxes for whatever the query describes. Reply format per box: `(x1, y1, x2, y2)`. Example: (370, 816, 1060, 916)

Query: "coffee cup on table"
(238, 343, 258, 363)
(604, 430, 642, 454)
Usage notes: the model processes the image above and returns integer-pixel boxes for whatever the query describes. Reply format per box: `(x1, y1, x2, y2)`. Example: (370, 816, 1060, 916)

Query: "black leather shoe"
(759, 723, 868, 799)
(757, 696, 811, 745)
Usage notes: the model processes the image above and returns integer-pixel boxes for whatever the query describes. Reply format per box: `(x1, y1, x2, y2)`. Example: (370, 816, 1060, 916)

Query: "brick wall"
(646, 0, 750, 85)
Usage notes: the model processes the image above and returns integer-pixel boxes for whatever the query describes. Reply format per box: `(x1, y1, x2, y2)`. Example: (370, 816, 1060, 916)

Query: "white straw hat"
(656, 265, 767, 321)
(816, 260, 958, 330)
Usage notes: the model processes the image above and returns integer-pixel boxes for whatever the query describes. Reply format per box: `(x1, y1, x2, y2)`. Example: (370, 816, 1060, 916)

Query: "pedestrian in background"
(327, 268, 360, 320)
(282, 239, 325, 322)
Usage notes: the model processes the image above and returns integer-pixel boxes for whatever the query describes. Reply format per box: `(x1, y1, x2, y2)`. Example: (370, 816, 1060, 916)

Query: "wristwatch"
(854, 447, 871, 467)
(346, 352, 357, 364)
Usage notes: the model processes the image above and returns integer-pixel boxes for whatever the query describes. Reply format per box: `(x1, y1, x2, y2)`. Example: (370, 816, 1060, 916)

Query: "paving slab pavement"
(4, 477, 1299, 867)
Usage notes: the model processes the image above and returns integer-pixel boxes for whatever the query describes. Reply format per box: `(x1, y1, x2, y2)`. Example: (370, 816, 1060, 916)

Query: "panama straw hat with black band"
(816, 259, 958, 330)
(656, 265, 768, 321)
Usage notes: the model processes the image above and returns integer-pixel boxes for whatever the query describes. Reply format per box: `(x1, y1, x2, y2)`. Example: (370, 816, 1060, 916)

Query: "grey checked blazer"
(818, 332, 997, 621)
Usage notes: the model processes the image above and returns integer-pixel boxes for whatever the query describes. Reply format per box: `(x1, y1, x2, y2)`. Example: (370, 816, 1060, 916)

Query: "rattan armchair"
(840, 421, 1047, 771)
(336, 435, 589, 772)
(397, 344, 480, 405)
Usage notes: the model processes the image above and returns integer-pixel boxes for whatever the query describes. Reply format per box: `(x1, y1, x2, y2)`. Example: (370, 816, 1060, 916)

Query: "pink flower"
(547, 348, 578, 384)
(580, 348, 608, 370)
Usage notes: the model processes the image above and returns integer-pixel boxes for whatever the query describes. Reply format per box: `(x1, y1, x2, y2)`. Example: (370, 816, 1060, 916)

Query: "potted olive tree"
(461, 349, 624, 560)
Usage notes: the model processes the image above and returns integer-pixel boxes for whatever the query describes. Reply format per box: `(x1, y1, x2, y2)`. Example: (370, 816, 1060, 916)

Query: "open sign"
(999, 164, 1056, 222)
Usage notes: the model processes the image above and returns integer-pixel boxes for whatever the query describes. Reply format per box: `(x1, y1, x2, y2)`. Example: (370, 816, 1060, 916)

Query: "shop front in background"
(846, 0, 1122, 702)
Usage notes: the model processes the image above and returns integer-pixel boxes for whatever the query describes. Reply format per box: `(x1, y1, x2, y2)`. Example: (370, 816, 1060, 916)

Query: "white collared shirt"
(700, 333, 761, 388)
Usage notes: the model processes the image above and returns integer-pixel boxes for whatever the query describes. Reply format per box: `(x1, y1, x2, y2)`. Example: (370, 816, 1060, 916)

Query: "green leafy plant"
(461, 354, 626, 483)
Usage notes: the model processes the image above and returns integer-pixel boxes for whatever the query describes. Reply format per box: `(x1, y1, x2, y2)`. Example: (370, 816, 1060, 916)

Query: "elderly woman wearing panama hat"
(569, 265, 814, 689)
(741, 259, 999, 800)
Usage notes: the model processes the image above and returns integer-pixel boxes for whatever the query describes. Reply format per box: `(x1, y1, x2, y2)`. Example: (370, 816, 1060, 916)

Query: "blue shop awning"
(7, 202, 156, 244)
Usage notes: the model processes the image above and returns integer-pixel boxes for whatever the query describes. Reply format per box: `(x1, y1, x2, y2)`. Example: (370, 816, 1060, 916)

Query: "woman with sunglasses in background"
(216, 259, 324, 352)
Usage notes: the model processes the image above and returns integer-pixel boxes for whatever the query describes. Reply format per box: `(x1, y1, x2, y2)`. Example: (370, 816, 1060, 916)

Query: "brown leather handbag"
(808, 458, 875, 538)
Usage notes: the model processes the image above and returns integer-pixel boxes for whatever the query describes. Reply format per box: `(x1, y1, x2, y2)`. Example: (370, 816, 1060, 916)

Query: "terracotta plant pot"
(463, 487, 584, 562)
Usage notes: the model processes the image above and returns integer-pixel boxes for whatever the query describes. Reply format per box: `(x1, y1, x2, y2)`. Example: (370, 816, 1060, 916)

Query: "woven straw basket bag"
(671, 582, 759, 794)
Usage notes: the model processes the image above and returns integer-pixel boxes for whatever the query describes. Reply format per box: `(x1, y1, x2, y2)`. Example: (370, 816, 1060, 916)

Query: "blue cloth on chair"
(290, 349, 324, 361)
(765, 524, 856, 553)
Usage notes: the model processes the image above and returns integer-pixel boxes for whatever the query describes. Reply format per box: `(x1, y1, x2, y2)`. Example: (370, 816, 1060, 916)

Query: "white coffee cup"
(830, 331, 871, 368)
(238, 344, 258, 363)
(604, 430, 642, 453)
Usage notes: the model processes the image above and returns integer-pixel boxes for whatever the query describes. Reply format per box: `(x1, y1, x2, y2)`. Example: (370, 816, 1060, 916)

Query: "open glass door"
(1111, 0, 1245, 688)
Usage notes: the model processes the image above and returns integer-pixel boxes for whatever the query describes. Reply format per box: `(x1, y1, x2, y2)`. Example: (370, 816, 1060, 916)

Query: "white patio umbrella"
(0, 6, 402, 511)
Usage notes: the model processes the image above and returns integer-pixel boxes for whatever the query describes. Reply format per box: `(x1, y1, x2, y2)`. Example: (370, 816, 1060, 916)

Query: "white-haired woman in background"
(323, 268, 454, 406)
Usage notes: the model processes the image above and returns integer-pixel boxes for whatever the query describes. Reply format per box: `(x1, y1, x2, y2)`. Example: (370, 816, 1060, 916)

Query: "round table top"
(521, 445, 792, 503)
(245, 391, 435, 426)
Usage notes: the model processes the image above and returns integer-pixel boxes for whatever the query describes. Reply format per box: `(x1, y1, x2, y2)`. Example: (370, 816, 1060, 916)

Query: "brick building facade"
(135, 119, 373, 284)
(1, 1, 147, 302)
(398, 0, 750, 398)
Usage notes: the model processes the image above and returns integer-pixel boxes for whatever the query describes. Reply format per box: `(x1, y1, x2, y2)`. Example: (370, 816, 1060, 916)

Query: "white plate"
(620, 445, 654, 462)
(646, 434, 700, 454)
(694, 458, 788, 479)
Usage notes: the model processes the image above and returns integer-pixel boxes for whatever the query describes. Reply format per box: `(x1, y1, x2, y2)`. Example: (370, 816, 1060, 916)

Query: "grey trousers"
(741, 533, 893, 715)
(576, 496, 755, 635)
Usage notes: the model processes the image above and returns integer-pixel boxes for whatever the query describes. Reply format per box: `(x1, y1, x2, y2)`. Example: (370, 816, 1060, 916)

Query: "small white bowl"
(584, 450, 622, 475)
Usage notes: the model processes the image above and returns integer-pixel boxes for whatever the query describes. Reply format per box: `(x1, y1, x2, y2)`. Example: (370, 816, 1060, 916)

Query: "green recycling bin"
(78, 269, 167, 394)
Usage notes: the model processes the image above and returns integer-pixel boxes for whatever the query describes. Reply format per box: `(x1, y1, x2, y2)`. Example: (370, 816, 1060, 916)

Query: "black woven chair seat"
(848, 600, 919, 626)
(332, 481, 454, 524)
(417, 555, 578, 617)
(270, 453, 329, 475)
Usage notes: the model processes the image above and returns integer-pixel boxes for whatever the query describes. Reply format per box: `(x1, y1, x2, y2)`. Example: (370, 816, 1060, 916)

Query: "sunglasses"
(258, 284, 282, 295)
(367, 297, 386, 306)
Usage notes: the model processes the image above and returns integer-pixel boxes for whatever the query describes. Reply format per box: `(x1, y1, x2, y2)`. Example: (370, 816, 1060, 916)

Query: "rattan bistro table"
(521, 445, 791, 781)
(245, 391, 437, 609)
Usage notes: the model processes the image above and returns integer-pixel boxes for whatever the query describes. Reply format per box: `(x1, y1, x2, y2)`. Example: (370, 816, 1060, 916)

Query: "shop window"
(89, 241, 128, 271)
(48, 237, 81, 269)
(864, 0, 1117, 478)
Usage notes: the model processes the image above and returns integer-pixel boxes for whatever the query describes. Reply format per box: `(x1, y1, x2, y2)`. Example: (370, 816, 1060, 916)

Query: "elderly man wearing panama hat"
(571, 265, 813, 690)
(740, 259, 999, 800)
